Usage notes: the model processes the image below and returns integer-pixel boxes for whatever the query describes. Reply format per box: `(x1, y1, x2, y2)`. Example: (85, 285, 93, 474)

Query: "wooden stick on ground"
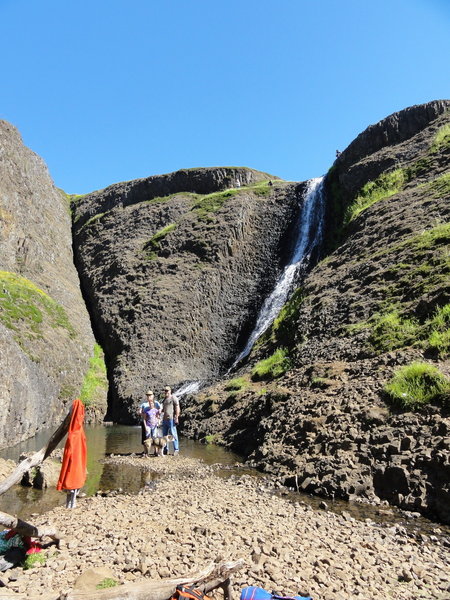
(0, 511, 61, 547)
(63, 559, 245, 600)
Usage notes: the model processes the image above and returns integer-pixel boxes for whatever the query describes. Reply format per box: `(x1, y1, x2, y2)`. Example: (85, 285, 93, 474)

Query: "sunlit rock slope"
(182, 100, 450, 522)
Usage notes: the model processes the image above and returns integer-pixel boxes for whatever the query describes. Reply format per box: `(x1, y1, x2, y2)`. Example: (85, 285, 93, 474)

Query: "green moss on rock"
(251, 348, 291, 381)
(80, 344, 108, 407)
(430, 122, 450, 153)
(223, 376, 249, 391)
(143, 223, 177, 259)
(344, 169, 405, 224)
(0, 271, 76, 341)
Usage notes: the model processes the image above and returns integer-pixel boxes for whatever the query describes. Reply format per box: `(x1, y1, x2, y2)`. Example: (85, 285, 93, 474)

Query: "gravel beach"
(1, 456, 449, 600)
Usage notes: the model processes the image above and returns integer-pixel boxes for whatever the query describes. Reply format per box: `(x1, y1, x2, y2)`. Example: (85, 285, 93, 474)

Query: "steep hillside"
(182, 101, 450, 522)
(0, 121, 104, 448)
(72, 168, 302, 421)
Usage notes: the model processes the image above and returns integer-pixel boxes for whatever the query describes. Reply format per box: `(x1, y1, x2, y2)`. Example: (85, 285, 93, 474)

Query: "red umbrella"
(56, 399, 87, 493)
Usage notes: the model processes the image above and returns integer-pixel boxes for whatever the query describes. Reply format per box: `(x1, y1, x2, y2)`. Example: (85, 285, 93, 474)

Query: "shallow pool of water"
(1, 425, 449, 541)
(0, 424, 242, 519)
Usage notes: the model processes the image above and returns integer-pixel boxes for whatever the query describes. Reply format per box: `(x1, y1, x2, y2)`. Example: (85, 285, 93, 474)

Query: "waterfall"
(174, 380, 202, 398)
(232, 176, 326, 367)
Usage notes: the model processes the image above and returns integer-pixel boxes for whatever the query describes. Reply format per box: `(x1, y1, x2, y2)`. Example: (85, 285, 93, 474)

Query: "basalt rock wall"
(181, 100, 450, 522)
(71, 169, 301, 421)
(0, 121, 97, 449)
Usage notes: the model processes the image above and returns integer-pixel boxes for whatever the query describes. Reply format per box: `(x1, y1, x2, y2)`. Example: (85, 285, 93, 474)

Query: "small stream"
(1, 425, 449, 542)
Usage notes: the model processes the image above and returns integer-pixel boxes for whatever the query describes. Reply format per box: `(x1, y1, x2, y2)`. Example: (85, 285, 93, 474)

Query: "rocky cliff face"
(2, 100, 449, 523)
(72, 168, 301, 421)
(0, 121, 97, 449)
(181, 100, 450, 522)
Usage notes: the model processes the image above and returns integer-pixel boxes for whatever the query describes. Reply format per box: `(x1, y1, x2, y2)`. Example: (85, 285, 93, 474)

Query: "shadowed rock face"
(72, 168, 302, 421)
(181, 100, 450, 522)
(0, 121, 96, 449)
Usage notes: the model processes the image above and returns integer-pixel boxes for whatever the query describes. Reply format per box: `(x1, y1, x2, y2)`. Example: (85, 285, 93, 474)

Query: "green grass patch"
(0, 271, 76, 339)
(430, 123, 450, 153)
(251, 348, 291, 381)
(69, 194, 86, 204)
(22, 552, 46, 570)
(368, 222, 450, 265)
(404, 156, 434, 181)
(256, 289, 305, 353)
(145, 191, 198, 205)
(269, 288, 305, 348)
(426, 304, 450, 358)
(420, 172, 450, 199)
(344, 169, 405, 224)
(348, 303, 450, 357)
(369, 310, 419, 352)
(143, 223, 177, 259)
(250, 181, 274, 197)
(327, 135, 450, 251)
(80, 211, 107, 231)
(223, 377, 248, 391)
(192, 181, 275, 220)
(384, 362, 450, 409)
(96, 578, 118, 589)
(80, 344, 108, 407)
(192, 189, 241, 219)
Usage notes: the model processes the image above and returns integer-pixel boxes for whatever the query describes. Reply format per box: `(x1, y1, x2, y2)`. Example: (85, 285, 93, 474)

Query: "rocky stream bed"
(1, 455, 449, 600)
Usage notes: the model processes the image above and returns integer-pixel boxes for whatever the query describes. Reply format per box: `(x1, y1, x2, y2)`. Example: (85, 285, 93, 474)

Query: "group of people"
(139, 386, 180, 454)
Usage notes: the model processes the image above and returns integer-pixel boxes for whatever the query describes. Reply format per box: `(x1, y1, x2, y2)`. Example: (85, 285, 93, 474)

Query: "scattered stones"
(2, 458, 448, 600)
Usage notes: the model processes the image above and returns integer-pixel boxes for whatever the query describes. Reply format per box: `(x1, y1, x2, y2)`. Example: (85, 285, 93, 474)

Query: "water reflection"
(1, 426, 449, 541)
(0, 425, 242, 520)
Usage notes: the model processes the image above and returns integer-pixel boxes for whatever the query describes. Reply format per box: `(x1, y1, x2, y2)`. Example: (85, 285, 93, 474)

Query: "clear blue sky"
(1, 0, 449, 194)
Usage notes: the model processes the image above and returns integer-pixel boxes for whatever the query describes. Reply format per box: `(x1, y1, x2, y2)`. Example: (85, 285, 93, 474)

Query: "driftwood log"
(0, 411, 71, 497)
(0, 559, 245, 600)
(63, 559, 245, 600)
(0, 511, 61, 547)
(0, 410, 71, 543)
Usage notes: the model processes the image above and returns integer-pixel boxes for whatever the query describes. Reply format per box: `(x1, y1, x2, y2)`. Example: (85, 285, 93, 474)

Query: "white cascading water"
(174, 177, 326, 394)
(232, 176, 326, 367)
(174, 380, 202, 398)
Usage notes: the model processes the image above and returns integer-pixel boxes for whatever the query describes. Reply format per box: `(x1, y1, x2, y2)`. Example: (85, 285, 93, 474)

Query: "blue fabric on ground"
(240, 586, 312, 600)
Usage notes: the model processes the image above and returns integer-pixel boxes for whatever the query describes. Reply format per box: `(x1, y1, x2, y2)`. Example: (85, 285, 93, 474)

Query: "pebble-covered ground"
(1, 455, 450, 600)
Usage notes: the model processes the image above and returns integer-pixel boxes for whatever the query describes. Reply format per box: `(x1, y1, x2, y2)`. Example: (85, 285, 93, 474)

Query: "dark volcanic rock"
(72, 168, 301, 421)
(0, 121, 97, 448)
(324, 99, 450, 249)
(182, 100, 450, 522)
